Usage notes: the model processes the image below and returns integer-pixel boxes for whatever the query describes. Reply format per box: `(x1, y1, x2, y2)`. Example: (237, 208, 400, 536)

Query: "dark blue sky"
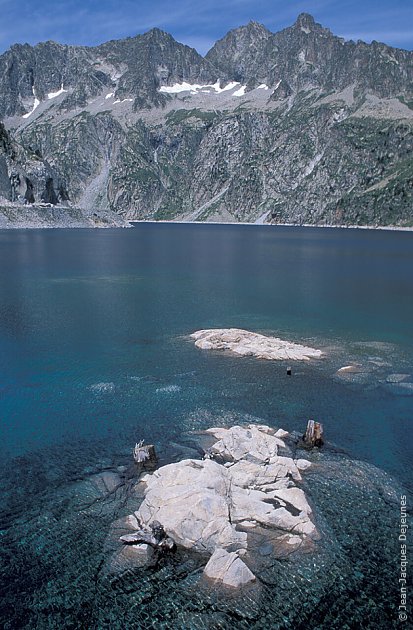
(0, 0, 412, 54)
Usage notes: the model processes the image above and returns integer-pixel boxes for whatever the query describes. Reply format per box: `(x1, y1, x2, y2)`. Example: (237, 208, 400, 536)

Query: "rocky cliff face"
(0, 120, 69, 205)
(0, 13, 412, 226)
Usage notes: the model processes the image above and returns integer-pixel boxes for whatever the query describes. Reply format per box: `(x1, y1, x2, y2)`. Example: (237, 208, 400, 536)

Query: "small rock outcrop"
(191, 329, 323, 361)
(121, 424, 316, 588)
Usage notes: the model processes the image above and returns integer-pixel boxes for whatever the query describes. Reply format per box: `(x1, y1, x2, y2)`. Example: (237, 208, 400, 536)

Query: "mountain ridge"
(0, 14, 412, 227)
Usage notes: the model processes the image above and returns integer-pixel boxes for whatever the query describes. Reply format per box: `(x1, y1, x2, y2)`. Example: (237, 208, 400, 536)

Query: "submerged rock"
(386, 373, 409, 383)
(120, 520, 175, 551)
(191, 329, 323, 361)
(336, 365, 363, 374)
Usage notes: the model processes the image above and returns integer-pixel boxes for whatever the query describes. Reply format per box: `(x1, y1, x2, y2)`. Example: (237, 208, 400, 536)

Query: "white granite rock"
(136, 458, 247, 554)
(295, 458, 312, 471)
(191, 329, 322, 361)
(203, 548, 256, 588)
(272, 486, 312, 515)
(127, 424, 317, 587)
(206, 425, 285, 463)
(275, 428, 289, 439)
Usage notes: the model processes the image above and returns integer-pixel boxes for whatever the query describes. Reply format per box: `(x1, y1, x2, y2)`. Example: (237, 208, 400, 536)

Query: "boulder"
(206, 425, 285, 463)
(295, 458, 312, 471)
(386, 374, 409, 383)
(336, 365, 363, 374)
(90, 471, 122, 494)
(203, 549, 256, 588)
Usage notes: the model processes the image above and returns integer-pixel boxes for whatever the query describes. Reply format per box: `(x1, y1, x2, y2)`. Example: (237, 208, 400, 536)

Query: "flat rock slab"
(191, 328, 322, 361)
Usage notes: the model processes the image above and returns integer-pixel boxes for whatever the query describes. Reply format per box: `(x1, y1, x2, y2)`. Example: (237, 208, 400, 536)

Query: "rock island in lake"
(191, 329, 323, 361)
(116, 424, 317, 589)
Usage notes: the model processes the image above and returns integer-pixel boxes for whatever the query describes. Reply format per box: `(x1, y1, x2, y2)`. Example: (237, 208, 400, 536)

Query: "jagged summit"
(207, 20, 271, 46)
(295, 13, 316, 28)
(205, 20, 271, 83)
(142, 27, 177, 43)
(291, 12, 333, 37)
(242, 20, 271, 34)
(0, 14, 412, 228)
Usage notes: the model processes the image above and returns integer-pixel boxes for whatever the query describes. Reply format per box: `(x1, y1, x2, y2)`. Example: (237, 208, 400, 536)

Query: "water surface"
(0, 224, 412, 486)
(1, 224, 412, 629)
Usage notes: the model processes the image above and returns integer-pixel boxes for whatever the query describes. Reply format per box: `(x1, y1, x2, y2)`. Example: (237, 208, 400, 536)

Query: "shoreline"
(132, 219, 413, 232)
(1, 209, 412, 232)
(0, 204, 131, 229)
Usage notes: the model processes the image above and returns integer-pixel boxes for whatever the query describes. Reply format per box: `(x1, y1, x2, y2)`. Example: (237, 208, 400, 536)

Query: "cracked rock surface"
(191, 328, 323, 361)
(125, 424, 316, 588)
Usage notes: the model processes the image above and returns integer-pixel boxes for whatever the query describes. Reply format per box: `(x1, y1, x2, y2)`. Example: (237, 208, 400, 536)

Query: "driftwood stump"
(120, 520, 175, 551)
(303, 420, 324, 447)
(133, 440, 157, 465)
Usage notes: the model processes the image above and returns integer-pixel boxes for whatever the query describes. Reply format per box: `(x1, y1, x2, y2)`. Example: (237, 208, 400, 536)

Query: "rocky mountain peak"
(295, 13, 316, 29)
(142, 27, 176, 45)
(205, 21, 271, 83)
(289, 12, 332, 37)
(243, 20, 271, 37)
(207, 20, 271, 52)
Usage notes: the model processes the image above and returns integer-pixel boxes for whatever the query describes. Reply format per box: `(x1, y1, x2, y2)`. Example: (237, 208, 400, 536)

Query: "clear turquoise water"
(0, 224, 412, 629)
(0, 224, 412, 487)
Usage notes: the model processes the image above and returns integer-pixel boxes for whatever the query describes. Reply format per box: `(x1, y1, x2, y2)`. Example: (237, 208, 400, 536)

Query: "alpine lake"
(0, 223, 412, 629)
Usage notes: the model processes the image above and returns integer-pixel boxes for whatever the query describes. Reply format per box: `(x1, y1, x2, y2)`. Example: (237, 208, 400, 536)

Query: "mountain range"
(0, 13, 412, 227)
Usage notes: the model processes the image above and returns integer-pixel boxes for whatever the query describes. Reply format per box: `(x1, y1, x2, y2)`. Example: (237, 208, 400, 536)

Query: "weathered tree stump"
(133, 440, 157, 465)
(303, 420, 324, 447)
(120, 520, 175, 551)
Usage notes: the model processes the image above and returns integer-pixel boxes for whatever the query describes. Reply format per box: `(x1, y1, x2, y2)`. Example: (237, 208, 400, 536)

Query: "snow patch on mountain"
(22, 87, 40, 118)
(233, 85, 247, 96)
(159, 80, 248, 96)
(47, 84, 67, 99)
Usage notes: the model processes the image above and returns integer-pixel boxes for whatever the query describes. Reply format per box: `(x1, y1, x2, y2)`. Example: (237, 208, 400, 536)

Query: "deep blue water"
(0, 224, 412, 488)
(0, 224, 412, 629)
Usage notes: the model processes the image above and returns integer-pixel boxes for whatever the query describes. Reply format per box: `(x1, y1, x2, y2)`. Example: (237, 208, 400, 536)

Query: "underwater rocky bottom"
(0, 418, 410, 630)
